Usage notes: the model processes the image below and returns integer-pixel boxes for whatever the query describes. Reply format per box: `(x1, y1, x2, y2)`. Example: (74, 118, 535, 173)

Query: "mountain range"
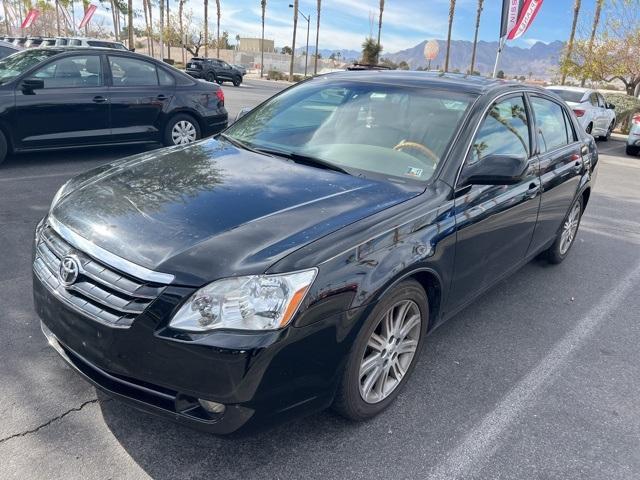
(298, 40, 565, 78)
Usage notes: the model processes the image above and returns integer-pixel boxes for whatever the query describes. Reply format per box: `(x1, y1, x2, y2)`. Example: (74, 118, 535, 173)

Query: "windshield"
(225, 78, 473, 183)
(0, 49, 60, 84)
(548, 89, 585, 103)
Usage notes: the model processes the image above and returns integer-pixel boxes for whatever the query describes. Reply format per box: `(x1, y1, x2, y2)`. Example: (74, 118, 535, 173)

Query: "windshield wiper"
(254, 148, 351, 175)
(218, 133, 262, 154)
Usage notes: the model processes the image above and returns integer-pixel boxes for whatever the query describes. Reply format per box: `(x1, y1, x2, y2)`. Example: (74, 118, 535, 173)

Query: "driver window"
(468, 96, 530, 165)
(33, 55, 102, 88)
(108, 56, 159, 87)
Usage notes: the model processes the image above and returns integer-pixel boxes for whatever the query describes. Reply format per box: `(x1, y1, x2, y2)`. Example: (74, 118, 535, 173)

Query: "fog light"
(198, 399, 226, 414)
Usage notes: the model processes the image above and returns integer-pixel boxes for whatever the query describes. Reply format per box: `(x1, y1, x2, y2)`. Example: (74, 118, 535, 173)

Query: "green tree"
(581, 0, 604, 87)
(281, 45, 292, 55)
(398, 60, 410, 70)
(496, 70, 505, 79)
(362, 37, 382, 65)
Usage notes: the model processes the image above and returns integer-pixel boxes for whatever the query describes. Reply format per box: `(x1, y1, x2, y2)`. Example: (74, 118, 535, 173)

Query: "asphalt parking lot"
(2, 79, 640, 479)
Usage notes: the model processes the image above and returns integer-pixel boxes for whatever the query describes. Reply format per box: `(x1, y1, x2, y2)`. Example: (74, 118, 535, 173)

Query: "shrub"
(267, 70, 285, 81)
(603, 92, 640, 134)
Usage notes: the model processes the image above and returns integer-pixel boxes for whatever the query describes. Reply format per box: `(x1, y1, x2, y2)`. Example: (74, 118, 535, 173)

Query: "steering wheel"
(393, 140, 439, 163)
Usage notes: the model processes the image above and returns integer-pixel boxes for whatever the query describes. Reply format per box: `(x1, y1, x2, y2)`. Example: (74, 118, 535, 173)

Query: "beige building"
(238, 37, 275, 54)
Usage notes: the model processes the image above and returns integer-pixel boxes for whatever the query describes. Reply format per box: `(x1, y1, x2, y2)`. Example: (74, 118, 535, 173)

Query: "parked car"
(0, 47, 227, 164)
(546, 86, 616, 140)
(64, 37, 128, 49)
(627, 112, 640, 156)
(185, 57, 243, 86)
(34, 72, 597, 434)
(0, 40, 20, 59)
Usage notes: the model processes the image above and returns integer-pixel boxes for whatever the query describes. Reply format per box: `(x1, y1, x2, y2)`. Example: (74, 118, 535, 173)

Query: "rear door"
(12, 53, 110, 149)
(107, 54, 176, 143)
(528, 94, 584, 252)
(448, 93, 541, 312)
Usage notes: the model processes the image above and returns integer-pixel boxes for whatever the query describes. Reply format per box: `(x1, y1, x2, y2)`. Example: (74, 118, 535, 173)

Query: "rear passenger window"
(563, 109, 577, 143)
(109, 56, 158, 86)
(531, 97, 569, 153)
(469, 95, 530, 164)
(157, 67, 175, 86)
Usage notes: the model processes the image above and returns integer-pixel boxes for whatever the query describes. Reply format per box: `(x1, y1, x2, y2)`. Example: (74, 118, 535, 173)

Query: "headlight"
(169, 269, 317, 332)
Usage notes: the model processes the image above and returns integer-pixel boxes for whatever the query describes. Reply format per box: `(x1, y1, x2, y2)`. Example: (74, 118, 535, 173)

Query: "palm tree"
(166, 0, 171, 59)
(561, 0, 581, 85)
(362, 37, 381, 64)
(260, 0, 266, 77)
(314, 0, 321, 75)
(204, 0, 208, 56)
(215, 0, 221, 57)
(376, 0, 384, 63)
(581, 0, 603, 87)
(178, 0, 185, 63)
(146, 0, 154, 56)
(444, 0, 456, 72)
(127, 0, 133, 49)
(289, 0, 298, 81)
(159, 0, 164, 58)
(469, 0, 483, 75)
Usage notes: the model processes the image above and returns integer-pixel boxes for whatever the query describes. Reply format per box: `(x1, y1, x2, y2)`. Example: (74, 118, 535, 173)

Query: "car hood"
(51, 139, 421, 285)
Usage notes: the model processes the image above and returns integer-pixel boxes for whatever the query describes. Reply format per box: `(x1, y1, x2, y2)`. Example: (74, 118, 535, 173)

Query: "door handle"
(525, 183, 540, 199)
(156, 94, 168, 101)
(92, 96, 107, 103)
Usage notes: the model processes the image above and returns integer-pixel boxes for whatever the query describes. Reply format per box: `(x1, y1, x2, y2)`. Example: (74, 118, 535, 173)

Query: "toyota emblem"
(59, 255, 80, 287)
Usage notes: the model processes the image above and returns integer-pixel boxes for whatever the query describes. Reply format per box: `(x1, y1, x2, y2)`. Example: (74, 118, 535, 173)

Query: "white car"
(546, 86, 616, 140)
(627, 112, 640, 156)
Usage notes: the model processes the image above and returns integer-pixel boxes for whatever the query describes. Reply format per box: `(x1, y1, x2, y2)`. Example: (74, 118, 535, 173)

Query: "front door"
(12, 53, 109, 149)
(107, 55, 176, 143)
(447, 94, 541, 313)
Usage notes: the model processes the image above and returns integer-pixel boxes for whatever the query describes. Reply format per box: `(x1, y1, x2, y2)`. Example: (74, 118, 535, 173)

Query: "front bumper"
(33, 268, 363, 434)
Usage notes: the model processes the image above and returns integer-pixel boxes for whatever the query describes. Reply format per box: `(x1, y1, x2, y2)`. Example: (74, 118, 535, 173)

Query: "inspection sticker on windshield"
(406, 167, 424, 177)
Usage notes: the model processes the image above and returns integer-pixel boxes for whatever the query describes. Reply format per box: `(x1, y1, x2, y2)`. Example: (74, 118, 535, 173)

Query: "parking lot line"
(427, 260, 640, 480)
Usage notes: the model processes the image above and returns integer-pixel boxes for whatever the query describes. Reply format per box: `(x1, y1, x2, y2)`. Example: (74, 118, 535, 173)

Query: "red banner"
(508, 0, 544, 40)
(20, 9, 40, 29)
(79, 4, 97, 29)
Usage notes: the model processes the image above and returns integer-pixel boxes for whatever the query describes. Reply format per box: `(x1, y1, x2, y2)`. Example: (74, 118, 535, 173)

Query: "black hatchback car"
(33, 72, 597, 434)
(0, 47, 227, 165)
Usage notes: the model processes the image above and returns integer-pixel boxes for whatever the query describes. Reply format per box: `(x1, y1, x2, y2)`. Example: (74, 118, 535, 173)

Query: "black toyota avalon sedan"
(0, 47, 227, 165)
(33, 72, 598, 434)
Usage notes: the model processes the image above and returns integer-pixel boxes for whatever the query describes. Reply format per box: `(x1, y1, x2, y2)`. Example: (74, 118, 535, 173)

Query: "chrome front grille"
(33, 223, 166, 328)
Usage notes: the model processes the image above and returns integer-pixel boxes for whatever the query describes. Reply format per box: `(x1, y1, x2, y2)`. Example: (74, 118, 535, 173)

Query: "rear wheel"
(0, 130, 7, 166)
(333, 279, 428, 421)
(627, 145, 640, 156)
(163, 114, 201, 146)
(544, 196, 583, 264)
(206, 72, 216, 83)
(216, 79, 224, 85)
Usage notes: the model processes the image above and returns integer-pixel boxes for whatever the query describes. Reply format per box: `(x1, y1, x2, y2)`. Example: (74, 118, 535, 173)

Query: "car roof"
(0, 40, 19, 49)
(546, 85, 594, 94)
(25, 46, 141, 55)
(321, 70, 541, 96)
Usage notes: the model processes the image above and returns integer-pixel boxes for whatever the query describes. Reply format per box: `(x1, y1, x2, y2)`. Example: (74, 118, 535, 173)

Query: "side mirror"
(460, 154, 528, 187)
(235, 106, 252, 122)
(606, 102, 615, 110)
(21, 78, 44, 93)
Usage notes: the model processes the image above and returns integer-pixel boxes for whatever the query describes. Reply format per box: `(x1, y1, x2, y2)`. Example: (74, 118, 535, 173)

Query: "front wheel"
(333, 279, 428, 421)
(232, 76, 242, 87)
(601, 121, 615, 141)
(626, 145, 639, 156)
(163, 114, 201, 146)
(544, 196, 583, 264)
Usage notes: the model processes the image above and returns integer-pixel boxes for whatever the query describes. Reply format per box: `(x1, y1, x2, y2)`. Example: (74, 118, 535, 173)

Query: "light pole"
(289, 3, 310, 77)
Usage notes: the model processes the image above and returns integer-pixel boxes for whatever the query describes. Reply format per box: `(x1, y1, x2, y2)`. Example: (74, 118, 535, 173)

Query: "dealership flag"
(508, 0, 544, 40)
(79, 4, 97, 29)
(20, 8, 40, 29)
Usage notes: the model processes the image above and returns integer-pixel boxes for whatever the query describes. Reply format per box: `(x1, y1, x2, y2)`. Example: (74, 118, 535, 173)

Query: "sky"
(88, 0, 605, 53)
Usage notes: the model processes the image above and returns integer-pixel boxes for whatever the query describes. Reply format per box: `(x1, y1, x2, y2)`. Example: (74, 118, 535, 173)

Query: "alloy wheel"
(171, 120, 197, 145)
(560, 201, 581, 255)
(359, 299, 422, 404)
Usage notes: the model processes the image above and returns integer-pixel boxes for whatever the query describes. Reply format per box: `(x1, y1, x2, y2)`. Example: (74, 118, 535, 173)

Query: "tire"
(216, 79, 224, 85)
(600, 121, 614, 141)
(544, 195, 583, 264)
(163, 114, 201, 147)
(0, 130, 7, 166)
(332, 279, 429, 421)
(206, 72, 216, 83)
(627, 145, 640, 156)
(232, 76, 242, 87)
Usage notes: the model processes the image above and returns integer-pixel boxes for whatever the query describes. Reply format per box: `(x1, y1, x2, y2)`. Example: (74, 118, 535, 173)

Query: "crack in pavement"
(0, 399, 98, 445)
